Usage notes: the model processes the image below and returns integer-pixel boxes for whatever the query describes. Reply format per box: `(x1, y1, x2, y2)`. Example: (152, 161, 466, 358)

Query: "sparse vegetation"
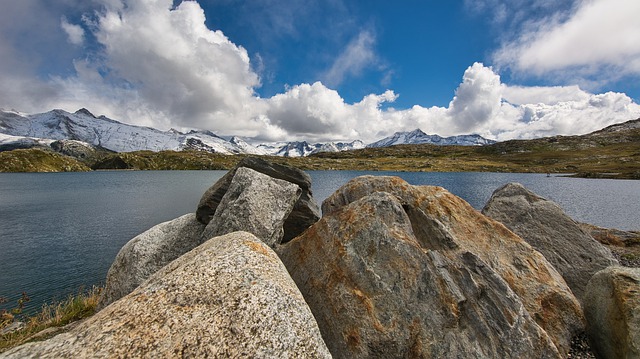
(0, 286, 102, 353)
(0, 149, 91, 172)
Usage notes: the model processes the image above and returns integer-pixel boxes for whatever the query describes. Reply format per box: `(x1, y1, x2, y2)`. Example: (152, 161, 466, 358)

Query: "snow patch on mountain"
(0, 133, 55, 151)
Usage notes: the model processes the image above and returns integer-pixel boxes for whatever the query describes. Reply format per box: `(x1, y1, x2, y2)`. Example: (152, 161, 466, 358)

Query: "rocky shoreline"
(2, 157, 638, 358)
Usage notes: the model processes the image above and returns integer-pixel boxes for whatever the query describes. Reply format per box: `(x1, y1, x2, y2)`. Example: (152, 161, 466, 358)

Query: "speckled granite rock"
(284, 175, 583, 358)
(201, 167, 301, 248)
(99, 213, 206, 307)
(2, 232, 331, 359)
(583, 266, 640, 359)
(482, 183, 618, 302)
(197, 157, 320, 242)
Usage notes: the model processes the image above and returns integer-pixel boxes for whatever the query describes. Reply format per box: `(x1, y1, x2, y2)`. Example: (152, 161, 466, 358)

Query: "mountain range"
(367, 129, 495, 147)
(0, 108, 494, 156)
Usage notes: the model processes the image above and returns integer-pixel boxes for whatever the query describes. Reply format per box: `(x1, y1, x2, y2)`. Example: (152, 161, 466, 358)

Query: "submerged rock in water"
(583, 266, 640, 359)
(99, 213, 206, 308)
(282, 175, 583, 358)
(196, 156, 320, 242)
(3, 232, 331, 358)
(482, 182, 619, 302)
(201, 167, 301, 248)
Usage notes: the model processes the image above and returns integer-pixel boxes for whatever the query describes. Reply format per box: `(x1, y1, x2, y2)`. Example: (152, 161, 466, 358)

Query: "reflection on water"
(0, 170, 638, 313)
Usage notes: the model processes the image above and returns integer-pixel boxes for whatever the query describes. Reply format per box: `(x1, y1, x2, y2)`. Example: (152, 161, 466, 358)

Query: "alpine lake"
(1, 170, 639, 314)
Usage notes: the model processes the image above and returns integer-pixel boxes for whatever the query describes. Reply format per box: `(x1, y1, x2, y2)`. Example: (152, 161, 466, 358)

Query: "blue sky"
(1, 0, 639, 143)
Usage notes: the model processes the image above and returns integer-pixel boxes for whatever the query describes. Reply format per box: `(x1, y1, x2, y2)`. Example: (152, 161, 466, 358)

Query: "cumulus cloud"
(88, 0, 264, 132)
(448, 63, 503, 133)
(260, 63, 640, 142)
(493, 0, 640, 83)
(263, 82, 397, 142)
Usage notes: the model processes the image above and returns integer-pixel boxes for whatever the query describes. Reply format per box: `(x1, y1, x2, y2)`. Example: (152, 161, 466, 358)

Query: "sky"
(1, 0, 640, 143)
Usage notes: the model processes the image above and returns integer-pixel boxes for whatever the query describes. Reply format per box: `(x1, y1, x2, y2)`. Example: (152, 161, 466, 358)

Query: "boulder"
(583, 266, 640, 359)
(284, 176, 583, 358)
(201, 167, 301, 248)
(481, 182, 619, 301)
(196, 157, 320, 242)
(2, 232, 331, 358)
(99, 213, 206, 307)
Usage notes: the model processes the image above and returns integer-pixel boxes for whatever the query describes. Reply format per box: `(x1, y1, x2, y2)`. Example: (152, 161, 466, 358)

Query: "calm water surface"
(1, 170, 638, 313)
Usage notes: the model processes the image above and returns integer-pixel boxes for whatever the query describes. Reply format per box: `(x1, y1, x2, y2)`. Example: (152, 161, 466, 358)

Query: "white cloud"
(264, 82, 397, 142)
(88, 0, 264, 132)
(494, 0, 640, 81)
(260, 63, 640, 143)
(363, 63, 640, 141)
(322, 30, 378, 88)
(61, 17, 85, 45)
(502, 85, 590, 105)
(448, 63, 503, 133)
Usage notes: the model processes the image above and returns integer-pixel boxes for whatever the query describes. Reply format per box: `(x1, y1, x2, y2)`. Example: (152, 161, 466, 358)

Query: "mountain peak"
(75, 108, 96, 118)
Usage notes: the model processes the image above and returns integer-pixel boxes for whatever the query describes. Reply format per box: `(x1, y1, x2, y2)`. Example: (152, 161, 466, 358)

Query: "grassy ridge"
(0, 149, 91, 172)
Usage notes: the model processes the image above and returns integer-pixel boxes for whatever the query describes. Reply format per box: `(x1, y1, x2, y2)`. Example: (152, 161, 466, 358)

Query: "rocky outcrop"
(283, 175, 583, 358)
(99, 213, 206, 307)
(583, 266, 640, 359)
(201, 167, 301, 248)
(2, 232, 331, 358)
(482, 182, 619, 301)
(49, 139, 99, 160)
(196, 157, 320, 242)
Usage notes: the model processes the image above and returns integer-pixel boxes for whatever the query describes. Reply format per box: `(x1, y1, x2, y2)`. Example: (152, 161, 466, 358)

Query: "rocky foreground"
(2, 157, 638, 358)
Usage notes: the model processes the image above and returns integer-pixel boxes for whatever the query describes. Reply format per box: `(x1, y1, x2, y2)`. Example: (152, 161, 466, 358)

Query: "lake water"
(1, 170, 638, 314)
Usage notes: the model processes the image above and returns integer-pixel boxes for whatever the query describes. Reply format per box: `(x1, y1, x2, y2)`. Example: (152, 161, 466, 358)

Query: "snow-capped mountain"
(1, 108, 494, 158)
(257, 140, 365, 157)
(367, 129, 495, 148)
(0, 108, 254, 155)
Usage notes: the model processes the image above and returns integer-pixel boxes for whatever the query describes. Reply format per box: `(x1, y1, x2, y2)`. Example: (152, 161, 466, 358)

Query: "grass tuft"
(0, 286, 102, 353)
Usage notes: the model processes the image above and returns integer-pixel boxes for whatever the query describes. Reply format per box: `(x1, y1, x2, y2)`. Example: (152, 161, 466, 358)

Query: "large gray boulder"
(482, 182, 619, 301)
(281, 176, 584, 358)
(99, 213, 205, 307)
(583, 266, 640, 359)
(2, 232, 331, 358)
(196, 157, 320, 242)
(202, 167, 301, 248)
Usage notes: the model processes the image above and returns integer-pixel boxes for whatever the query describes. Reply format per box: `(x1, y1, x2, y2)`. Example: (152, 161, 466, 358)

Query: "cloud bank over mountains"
(0, 0, 639, 143)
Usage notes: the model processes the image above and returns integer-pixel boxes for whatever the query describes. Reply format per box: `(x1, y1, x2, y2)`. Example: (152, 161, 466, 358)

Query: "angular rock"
(202, 167, 301, 248)
(99, 213, 206, 307)
(285, 176, 583, 358)
(196, 157, 320, 242)
(3, 232, 331, 358)
(583, 266, 640, 359)
(482, 182, 619, 301)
